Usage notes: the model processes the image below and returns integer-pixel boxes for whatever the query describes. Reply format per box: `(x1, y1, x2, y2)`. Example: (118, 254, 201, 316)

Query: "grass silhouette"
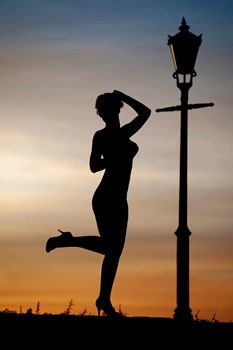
(0, 304, 232, 347)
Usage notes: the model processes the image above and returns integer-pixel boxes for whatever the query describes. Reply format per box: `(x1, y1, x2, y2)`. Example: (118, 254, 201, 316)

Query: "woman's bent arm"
(89, 132, 106, 173)
(113, 90, 151, 137)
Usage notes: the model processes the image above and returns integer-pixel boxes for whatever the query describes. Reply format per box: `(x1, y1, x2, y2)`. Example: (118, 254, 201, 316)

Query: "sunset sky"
(1, 0, 233, 321)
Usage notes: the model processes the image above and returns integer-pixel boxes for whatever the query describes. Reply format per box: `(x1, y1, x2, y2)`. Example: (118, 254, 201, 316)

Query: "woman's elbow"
(90, 163, 98, 173)
(91, 167, 99, 173)
(90, 161, 105, 173)
(142, 107, 151, 119)
(145, 107, 151, 117)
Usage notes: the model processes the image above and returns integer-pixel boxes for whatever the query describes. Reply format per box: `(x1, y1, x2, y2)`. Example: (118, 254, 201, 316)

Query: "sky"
(0, 0, 233, 321)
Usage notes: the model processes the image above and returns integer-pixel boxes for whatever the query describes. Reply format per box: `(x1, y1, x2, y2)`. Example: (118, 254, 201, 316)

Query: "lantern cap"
(168, 17, 202, 45)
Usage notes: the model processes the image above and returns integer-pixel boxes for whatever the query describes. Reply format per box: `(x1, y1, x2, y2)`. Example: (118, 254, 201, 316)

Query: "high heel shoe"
(46, 230, 72, 253)
(95, 298, 123, 317)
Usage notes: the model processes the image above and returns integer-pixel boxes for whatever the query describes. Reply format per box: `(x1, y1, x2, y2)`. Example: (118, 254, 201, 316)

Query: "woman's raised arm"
(113, 90, 151, 138)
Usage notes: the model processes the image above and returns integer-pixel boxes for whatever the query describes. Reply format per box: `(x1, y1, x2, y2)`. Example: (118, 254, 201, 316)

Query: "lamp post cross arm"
(156, 102, 214, 113)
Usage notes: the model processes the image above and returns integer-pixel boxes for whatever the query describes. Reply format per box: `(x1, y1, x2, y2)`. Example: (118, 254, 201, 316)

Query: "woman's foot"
(46, 230, 73, 253)
(95, 297, 123, 317)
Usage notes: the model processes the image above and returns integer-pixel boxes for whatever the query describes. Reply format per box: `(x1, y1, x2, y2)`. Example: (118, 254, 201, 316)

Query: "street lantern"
(168, 17, 202, 76)
(156, 18, 214, 321)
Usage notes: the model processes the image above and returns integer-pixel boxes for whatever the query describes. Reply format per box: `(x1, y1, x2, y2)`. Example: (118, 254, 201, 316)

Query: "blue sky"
(1, 1, 232, 43)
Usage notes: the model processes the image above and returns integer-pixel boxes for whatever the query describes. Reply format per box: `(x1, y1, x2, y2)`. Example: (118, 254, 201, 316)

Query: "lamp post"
(156, 18, 214, 321)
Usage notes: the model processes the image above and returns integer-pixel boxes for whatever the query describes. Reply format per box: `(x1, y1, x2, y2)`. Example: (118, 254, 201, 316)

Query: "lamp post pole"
(174, 74, 193, 321)
(156, 18, 214, 321)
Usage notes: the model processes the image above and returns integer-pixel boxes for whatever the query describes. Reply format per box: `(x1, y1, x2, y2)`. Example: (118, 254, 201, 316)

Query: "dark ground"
(1, 313, 232, 348)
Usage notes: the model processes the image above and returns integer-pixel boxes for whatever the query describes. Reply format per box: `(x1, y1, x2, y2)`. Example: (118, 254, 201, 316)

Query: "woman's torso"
(95, 128, 138, 198)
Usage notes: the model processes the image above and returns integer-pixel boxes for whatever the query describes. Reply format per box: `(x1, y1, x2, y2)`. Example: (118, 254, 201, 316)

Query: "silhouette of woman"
(46, 90, 151, 316)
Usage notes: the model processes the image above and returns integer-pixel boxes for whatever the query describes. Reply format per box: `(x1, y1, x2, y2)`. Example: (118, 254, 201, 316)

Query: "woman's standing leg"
(95, 200, 128, 315)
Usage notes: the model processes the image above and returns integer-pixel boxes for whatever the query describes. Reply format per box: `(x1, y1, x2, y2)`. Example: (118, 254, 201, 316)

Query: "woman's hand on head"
(113, 90, 123, 97)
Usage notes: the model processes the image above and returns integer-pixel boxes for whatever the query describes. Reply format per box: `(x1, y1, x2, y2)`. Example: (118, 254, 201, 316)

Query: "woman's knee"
(106, 239, 125, 257)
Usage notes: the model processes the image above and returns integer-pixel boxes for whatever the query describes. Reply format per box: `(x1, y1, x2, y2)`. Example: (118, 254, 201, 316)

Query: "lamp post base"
(173, 306, 193, 321)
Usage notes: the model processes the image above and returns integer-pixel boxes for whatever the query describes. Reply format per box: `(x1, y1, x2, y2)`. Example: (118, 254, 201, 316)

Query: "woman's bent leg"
(46, 231, 106, 255)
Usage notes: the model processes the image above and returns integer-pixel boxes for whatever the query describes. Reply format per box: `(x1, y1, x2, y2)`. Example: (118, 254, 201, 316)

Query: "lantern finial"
(179, 17, 190, 31)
